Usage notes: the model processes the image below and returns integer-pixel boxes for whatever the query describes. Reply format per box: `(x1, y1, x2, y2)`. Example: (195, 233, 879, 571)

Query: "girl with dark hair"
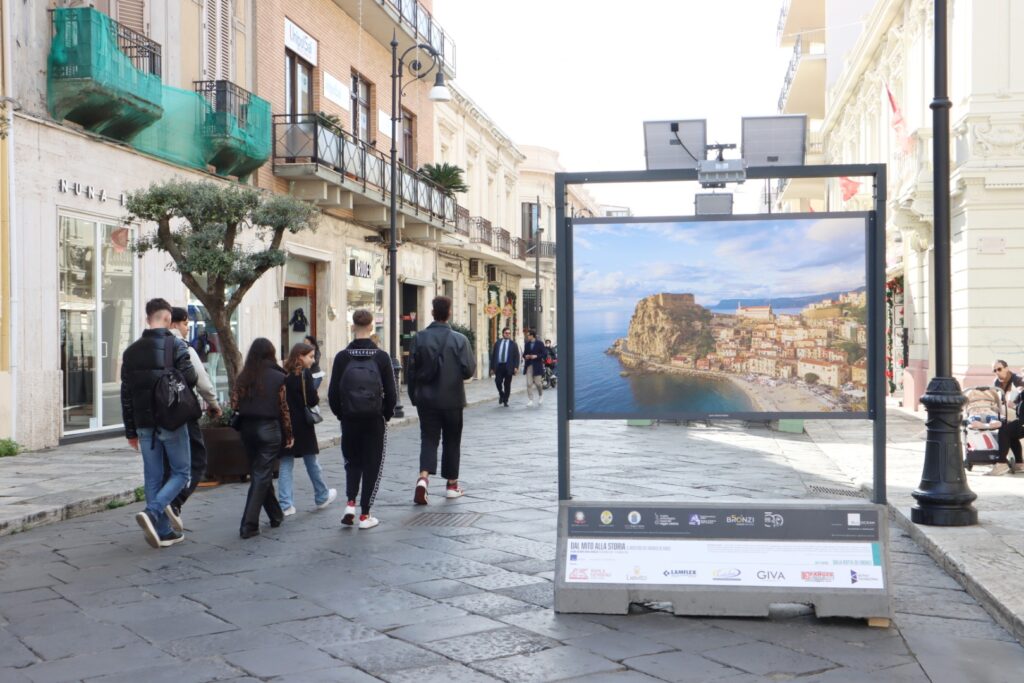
(232, 337, 293, 538)
(279, 343, 336, 515)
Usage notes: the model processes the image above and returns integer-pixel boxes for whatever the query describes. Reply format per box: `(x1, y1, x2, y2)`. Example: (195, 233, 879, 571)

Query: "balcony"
(437, 213, 534, 276)
(273, 113, 455, 235)
(526, 239, 557, 259)
(493, 228, 511, 254)
(332, 0, 456, 77)
(194, 80, 271, 179)
(470, 217, 492, 244)
(776, 0, 825, 49)
(48, 7, 163, 141)
(454, 205, 471, 236)
(777, 34, 825, 119)
(777, 130, 826, 209)
(510, 237, 526, 261)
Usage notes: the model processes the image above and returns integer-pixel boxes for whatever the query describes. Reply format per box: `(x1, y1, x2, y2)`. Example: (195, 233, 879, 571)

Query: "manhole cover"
(405, 512, 482, 527)
(808, 485, 866, 498)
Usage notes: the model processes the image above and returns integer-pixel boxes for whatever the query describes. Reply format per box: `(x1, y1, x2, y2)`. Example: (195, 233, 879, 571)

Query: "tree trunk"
(209, 307, 242, 396)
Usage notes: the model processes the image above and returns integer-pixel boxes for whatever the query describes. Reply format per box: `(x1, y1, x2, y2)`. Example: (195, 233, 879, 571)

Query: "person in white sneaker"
(993, 361, 1024, 473)
(522, 328, 548, 407)
(328, 310, 397, 529)
(407, 297, 476, 503)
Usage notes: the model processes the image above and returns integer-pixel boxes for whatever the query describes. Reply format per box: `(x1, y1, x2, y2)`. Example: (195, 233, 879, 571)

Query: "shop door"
(282, 258, 316, 357)
(59, 217, 135, 434)
(400, 283, 421, 382)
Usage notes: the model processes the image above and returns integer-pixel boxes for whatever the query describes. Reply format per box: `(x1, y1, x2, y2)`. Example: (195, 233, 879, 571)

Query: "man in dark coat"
(407, 296, 476, 503)
(489, 327, 520, 407)
(522, 328, 548, 407)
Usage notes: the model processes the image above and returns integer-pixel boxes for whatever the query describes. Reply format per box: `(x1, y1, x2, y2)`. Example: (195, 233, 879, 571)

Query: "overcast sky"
(433, 0, 794, 216)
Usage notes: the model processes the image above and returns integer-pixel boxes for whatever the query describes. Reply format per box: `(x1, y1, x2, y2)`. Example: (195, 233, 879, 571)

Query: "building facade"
(774, 0, 1024, 409)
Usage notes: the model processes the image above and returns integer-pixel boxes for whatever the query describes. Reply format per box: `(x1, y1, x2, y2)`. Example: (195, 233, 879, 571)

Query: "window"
(521, 201, 539, 242)
(351, 72, 372, 143)
(522, 289, 539, 335)
(203, 0, 232, 81)
(116, 0, 145, 34)
(285, 50, 312, 117)
(401, 108, 415, 166)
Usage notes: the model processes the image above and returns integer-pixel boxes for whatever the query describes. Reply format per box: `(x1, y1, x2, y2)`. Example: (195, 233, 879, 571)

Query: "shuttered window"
(116, 0, 145, 35)
(203, 0, 233, 81)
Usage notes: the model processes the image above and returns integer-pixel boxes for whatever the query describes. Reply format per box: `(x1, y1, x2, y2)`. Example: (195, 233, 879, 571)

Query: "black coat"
(120, 328, 197, 439)
(490, 338, 520, 372)
(283, 368, 319, 456)
(407, 322, 476, 409)
(522, 339, 548, 375)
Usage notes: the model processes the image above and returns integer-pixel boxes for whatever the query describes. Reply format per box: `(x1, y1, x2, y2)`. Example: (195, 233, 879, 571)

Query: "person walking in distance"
(407, 296, 476, 503)
(232, 338, 293, 538)
(490, 327, 520, 407)
(523, 328, 548, 407)
(328, 309, 397, 529)
(120, 298, 197, 548)
(163, 307, 222, 533)
(279, 343, 337, 515)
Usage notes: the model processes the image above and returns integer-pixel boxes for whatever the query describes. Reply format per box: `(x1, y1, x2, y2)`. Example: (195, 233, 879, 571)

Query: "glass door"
(59, 216, 135, 435)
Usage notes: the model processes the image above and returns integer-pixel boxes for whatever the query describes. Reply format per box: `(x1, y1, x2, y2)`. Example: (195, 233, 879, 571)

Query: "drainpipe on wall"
(2, 0, 19, 441)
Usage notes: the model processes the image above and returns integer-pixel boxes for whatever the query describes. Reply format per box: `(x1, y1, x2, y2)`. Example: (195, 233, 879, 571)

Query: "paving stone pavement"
(3, 394, 1024, 681)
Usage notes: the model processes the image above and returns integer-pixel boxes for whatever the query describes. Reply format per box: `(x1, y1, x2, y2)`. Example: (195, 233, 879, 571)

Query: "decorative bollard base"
(392, 360, 405, 419)
(910, 376, 977, 526)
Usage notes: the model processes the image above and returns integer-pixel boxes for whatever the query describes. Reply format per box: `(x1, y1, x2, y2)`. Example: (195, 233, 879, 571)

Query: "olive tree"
(128, 179, 318, 391)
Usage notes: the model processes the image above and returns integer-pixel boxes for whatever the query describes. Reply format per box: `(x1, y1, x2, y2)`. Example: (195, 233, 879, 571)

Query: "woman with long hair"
(279, 343, 336, 515)
(231, 337, 293, 538)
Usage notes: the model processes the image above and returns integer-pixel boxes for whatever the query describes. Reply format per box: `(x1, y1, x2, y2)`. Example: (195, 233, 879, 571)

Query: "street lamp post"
(389, 34, 451, 420)
(910, 0, 977, 526)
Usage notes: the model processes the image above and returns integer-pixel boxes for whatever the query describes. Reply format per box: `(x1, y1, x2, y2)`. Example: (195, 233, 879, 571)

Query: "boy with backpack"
(327, 309, 397, 529)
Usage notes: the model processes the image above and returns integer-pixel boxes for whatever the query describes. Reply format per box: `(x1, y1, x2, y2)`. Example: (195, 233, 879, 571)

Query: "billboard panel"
(570, 213, 870, 420)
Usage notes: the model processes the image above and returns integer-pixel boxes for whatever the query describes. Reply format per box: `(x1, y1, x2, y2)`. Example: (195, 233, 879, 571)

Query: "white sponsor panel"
(565, 538, 882, 589)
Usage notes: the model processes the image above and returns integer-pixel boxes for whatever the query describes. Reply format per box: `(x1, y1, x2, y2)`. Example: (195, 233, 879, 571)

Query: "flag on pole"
(839, 176, 861, 201)
(885, 84, 914, 153)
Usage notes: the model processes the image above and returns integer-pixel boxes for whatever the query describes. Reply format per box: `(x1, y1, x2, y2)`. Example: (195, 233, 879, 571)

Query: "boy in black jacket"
(328, 309, 397, 528)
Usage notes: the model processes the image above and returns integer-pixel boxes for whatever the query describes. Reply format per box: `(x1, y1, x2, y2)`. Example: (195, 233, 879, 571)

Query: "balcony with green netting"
(194, 81, 272, 179)
(47, 7, 163, 141)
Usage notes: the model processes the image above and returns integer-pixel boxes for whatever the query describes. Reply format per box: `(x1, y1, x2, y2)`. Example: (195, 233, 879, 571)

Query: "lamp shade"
(428, 71, 452, 102)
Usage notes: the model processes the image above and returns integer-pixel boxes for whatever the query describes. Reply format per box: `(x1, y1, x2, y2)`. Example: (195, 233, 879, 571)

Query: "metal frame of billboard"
(567, 210, 872, 423)
(554, 164, 887, 505)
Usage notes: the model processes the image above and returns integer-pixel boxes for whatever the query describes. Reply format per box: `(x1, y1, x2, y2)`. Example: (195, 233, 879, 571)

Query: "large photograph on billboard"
(570, 213, 870, 419)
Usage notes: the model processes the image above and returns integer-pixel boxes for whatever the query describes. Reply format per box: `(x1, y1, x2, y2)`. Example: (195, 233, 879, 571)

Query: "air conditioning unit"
(469, 258, 484, 280)
(486, 265, 499, 283)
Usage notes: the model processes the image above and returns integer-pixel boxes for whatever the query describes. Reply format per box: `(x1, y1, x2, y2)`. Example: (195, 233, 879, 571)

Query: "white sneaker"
(317, 488, 337, 510)
(165, 505, 183, 533)
(282, 506, 297, 516)
(987, 463, 1010, 476)
(358, 515, 380, 529)
(538, 393, 544, 405)
(341, 501, 357, 526)
(526, 400, 534, 407)
(445, 485, 465, 499)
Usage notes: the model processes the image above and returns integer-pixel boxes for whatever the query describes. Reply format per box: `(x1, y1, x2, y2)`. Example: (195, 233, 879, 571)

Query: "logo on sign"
(688, 514, 716, 526)
(573, 511, 586, 525)
(570, 554, 577, 561)
(627, 566, 648, 582)
(654, 513, 678, 527)
(600, 510, 613, 526)
(627, 511, 642, 525)
(847, 513, 861, 527)
(726, 514, 755, 527)
(350, 258, 372, 278)
(764, 512, 785, 528)
(801, 571, 835, 583)
(569, 568, 589, 580)
(712, 568, 742, 581)
(850, 570, 879, 584)
(756, 570, 786, 581)
(663, 569, 697, 578)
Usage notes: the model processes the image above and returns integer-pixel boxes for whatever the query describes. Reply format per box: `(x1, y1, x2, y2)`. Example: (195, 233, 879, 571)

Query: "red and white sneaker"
(414, 477, 429, 505)
(358, 514, 380, 529)
(445, 482, 464, 499)
(341, 501, 356, 526)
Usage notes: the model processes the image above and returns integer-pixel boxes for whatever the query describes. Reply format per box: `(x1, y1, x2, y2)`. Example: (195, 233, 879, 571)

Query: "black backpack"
(152, 338, 202, 430)
(339, 351, 384, 417)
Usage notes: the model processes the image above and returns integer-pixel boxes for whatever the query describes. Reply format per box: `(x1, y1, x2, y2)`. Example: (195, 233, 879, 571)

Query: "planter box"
(202, 426, 281, 482)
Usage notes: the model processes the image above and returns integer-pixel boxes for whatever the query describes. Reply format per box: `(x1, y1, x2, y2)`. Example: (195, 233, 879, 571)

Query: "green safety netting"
(204, 94, 272, 179)
(132, 85, 212, 171)
(47, 7, 163, 141)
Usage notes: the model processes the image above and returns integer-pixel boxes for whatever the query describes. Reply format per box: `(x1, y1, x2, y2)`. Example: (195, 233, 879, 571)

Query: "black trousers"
(239, 418, 284, 532)
(998, 418, 1024, 463)
(417, 406, 463, 480)
(341, 417, 387, 514)
(494, 364, 514, 403)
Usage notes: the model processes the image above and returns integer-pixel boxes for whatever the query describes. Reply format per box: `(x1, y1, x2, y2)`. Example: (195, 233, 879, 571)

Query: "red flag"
(839, 177, 860, 201)
(885, 84, 913, 153)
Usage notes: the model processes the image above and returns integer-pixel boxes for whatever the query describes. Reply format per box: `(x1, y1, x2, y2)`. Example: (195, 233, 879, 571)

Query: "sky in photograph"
(433, 0, 795, 215)
(572, 216, 867, 318)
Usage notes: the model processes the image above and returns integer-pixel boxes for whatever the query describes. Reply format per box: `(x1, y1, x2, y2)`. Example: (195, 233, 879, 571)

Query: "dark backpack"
(412, 329, 453, 385)
(152, 338, 202, 431)
(339, 351, 384, 417)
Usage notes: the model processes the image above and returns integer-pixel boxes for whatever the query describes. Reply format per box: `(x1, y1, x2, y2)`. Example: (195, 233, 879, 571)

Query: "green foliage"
(844, 304, 867, 324)
(133, 486, 145, 502)
(318, 111, 343, 127)
(0, 438, 21, 457)
(451, 322, 476, 352)
(418, 162, 469, 196)
(838, 340, 866, 364)
(106, 499, 128, 510)
(804, 373, 820, 385)
(199, 406, 236, 429)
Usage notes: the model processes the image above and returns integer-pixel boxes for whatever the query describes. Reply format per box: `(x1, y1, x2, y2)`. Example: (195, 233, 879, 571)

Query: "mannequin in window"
(289, 307, 309, 333)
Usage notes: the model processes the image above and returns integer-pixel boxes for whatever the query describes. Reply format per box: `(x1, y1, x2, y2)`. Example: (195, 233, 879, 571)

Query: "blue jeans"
(137, 426, 191, 536)
(277, 455, 329, 509)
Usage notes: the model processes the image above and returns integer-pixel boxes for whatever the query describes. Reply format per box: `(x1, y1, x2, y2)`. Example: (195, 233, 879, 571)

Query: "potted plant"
(128, 179, 318, 481)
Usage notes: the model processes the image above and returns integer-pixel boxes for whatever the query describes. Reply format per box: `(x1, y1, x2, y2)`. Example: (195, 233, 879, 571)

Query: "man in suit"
(489, 327, 520, 407)
(522, 328, 548, 407)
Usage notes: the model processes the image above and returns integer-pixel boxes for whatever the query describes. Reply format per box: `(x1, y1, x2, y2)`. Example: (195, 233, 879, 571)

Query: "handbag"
(302, 371, 323, 425)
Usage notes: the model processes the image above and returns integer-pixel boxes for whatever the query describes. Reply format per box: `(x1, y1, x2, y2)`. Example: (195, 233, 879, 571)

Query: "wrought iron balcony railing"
(50, 7, 162, 78)
(778, 34, 802, 112)
(493, 228, 511, 254)
(526, 239, 557, 259)
(194, 80, 271, 178)
(387, 0, 457, 73)
(272, 113, 455, 225)
(470, 217, 492, 244)
(510, 237, 526, 260)
(455, 205, 471, 236)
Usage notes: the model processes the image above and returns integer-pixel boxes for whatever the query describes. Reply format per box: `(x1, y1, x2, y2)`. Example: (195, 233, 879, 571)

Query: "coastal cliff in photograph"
(572, 215, 869, 417)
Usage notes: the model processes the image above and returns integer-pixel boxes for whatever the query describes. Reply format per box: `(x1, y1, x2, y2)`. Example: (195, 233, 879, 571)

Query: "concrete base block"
(775, 419, 805, 434)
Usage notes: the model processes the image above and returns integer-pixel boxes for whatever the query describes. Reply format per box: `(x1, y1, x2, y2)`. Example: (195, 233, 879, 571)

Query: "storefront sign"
(324, 72, 349, 108)
(58, 179, 126, 206)
(350, 258, 372, 278)
(285, 18, 318, 66)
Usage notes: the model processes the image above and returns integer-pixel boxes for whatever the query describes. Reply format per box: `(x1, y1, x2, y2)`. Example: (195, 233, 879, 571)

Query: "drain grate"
(405, 512, 482, 527)
(808, 485, 866, 498)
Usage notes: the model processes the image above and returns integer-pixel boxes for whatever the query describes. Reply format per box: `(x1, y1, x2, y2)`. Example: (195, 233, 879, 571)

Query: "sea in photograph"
(573, 321, 756, 416)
